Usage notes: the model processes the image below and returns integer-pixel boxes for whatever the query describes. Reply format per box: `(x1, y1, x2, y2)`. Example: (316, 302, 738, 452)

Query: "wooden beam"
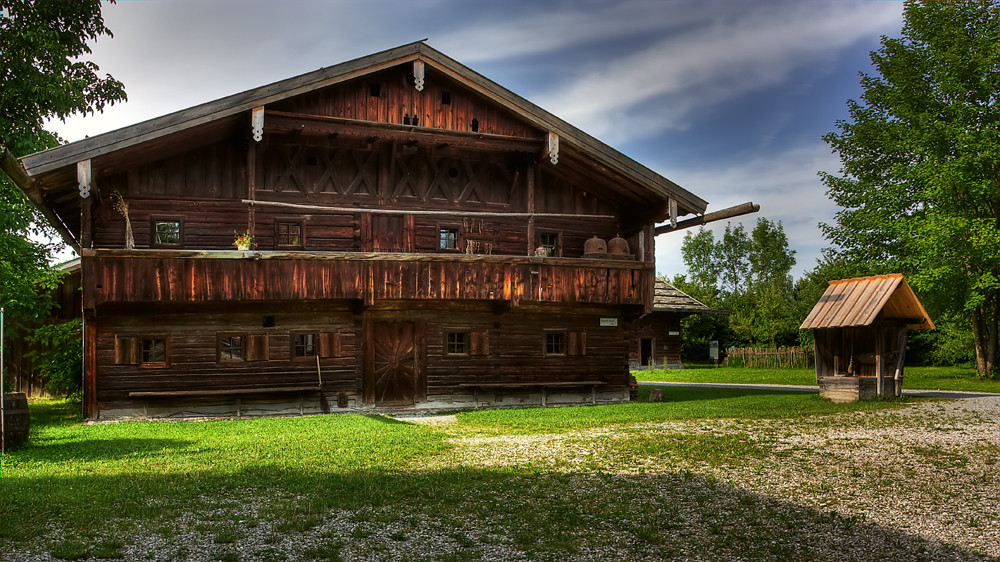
(264, 110, 544, 153)
(242, 198, 616, 220)
(0, 141, 80, 250)
(654, 202, 760, 235)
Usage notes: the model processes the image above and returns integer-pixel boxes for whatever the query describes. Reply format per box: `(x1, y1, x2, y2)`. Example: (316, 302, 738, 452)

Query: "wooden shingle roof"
(652, 279, 710, 313)
(800, 274, 934, 330)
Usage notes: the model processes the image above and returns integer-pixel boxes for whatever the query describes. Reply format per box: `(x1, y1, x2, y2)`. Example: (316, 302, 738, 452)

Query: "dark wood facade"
(626, 279, 710, 369)
(15, 43, 708, 418)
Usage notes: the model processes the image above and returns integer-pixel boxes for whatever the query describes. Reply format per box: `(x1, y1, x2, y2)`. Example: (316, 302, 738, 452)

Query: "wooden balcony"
(81, 249, 654, 310)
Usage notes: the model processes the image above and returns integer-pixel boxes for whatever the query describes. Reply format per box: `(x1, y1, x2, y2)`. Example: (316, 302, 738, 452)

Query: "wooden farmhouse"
(800, 274, 934, 402)
(7, 42, 748, 419)
(626, 279, 709, 369)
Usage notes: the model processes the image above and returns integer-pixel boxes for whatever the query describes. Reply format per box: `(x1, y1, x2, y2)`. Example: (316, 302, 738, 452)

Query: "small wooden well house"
(800, 274, 934, 402)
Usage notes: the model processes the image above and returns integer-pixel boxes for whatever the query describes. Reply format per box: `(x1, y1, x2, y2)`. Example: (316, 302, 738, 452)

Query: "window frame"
(150, 217, 183, 248)
(275, 219, 305, 249)
(217, 333, 246, 363)
(291, 331, 319, 360)
(537, 231, 562, 257)
(445, 331, 469, 355)
(543, 331, 566, 357)
(139, 336, 169, 368)
(437, 224, 461, 252)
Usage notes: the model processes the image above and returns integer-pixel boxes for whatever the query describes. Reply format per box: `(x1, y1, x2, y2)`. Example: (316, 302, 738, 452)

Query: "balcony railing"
(81, 249, 654, 309)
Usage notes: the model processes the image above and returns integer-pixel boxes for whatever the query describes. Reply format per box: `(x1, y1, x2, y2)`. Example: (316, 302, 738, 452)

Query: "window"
(369, 83, 381, 97)
(152, 219, 182, 246)
(276, 221, 303, 248)
(439, 228, 459, 250)
(441, 91, 452, 105)
(141, 337, 167, 365)
(538, 233, 559, 257)
(446, 332, 468, 355)
(219, 335, 244, 361)
(545, 332, 565, 356)
(294, 333, 317, 357)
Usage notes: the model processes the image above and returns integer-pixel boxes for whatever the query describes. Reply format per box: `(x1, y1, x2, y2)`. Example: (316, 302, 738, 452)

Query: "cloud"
(655, 141, 843, 279)
(433, 0, 721, 63)
(529, 0, 902, 143)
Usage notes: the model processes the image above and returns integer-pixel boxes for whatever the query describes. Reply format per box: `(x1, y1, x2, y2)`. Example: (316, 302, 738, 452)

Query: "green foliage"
(0, 0, 126, 154)
(820, 0, 1000, 378)
(0, 0, 124, 329)
(26, 319, 83, 398)
(632, 364, 998, 393)
(678, 218, 798, 354)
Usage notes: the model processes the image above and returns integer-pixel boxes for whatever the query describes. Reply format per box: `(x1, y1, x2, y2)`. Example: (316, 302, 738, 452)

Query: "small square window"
(219, 335, 244, 361)
(277, 222, 303, 247)
(538, 233, 559, 257)
(153, 220, 181, 246)
(545, 333, 565, 355)
(294, 333, 317, 357)
(446, 332, 468, 355)
(141, 338, 167, 365)
(439, 228, 458, 250)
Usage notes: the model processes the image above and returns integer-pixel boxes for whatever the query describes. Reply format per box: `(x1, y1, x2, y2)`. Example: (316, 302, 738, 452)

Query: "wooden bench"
(458, 381, 606, 406)
(128, 386, 322, 416)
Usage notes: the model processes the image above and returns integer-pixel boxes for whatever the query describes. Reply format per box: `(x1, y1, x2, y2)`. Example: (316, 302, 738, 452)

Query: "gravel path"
(2, 395, 996, 561)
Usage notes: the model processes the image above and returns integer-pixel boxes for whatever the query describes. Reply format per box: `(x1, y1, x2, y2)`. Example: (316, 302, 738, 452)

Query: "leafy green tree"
(26, 319, 82, 398)
(1, 0, 124, 393)
(1, 0, 126, 155)
(820, 0, 1000, 378)
(0, 0, 124, 318)
(678, 218, 797, 350)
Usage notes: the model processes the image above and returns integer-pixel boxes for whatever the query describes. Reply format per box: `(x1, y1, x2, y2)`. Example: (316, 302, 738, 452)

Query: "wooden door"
(370, 322, 416, 406)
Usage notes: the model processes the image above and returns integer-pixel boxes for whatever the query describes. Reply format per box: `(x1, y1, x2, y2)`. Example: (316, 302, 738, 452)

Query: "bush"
(26, 319, 83, 399)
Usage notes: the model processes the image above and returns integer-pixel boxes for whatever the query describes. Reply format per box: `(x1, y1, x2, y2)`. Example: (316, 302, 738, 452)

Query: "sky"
(46, 0, 907, 279)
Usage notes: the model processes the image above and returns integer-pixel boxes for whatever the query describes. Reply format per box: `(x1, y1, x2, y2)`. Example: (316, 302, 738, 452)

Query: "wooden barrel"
(2, 393, 30, 450)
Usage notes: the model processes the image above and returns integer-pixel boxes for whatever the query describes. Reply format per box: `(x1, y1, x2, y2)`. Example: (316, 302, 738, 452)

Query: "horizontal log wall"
(625, 314, 683, 367)
(95, 309, 358, 404)
(93, 303, 629, 415)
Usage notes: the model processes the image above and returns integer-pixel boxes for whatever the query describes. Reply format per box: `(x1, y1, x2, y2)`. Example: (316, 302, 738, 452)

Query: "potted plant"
(234, 230, 255, 251)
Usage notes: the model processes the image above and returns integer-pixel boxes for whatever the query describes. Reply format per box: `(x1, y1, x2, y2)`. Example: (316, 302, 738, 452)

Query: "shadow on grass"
(639, 385, 804, 403)
(14, 437, 195, 463)
(361, 414, 414, 425)
(0, 464, 986, 561)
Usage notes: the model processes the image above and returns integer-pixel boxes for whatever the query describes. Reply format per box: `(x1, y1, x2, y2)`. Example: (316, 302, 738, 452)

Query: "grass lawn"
(0, 389, 981, 561)
(454, 385, 915, 434)
(634, 364, 999, 393)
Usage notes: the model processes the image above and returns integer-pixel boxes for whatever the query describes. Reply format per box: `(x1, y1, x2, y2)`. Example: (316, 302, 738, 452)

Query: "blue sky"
(48, 0, 906, 279)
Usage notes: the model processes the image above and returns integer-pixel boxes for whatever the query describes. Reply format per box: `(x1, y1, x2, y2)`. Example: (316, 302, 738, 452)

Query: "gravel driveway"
(3, 393, 996, 561)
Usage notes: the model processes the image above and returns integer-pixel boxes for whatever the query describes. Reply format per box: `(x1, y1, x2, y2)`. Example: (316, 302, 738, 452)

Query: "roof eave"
(21, 41, 707, 213)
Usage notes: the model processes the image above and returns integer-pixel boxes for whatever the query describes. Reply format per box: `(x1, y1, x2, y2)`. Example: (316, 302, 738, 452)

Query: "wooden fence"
(727, 346, 814, 369)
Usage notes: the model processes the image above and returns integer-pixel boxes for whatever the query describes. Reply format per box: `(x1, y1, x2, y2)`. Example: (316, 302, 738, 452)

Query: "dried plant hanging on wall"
(110, 191, 134, 249)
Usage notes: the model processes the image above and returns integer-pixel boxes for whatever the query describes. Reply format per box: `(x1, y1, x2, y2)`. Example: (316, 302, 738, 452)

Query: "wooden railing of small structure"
(726, 346, 814, 369)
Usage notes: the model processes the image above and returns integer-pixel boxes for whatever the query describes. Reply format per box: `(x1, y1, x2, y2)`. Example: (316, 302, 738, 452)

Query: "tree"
(820, 0, 1000, 378)
(0, 0, 125, 320)
(679, 218, 798, 349)
(1, 0, 125, 394)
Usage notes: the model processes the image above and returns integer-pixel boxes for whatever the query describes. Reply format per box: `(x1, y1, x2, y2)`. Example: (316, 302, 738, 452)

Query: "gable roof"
(652, 279, 710, 314)
(18, 41, 707, 245)
(799, 274, 934, 330)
